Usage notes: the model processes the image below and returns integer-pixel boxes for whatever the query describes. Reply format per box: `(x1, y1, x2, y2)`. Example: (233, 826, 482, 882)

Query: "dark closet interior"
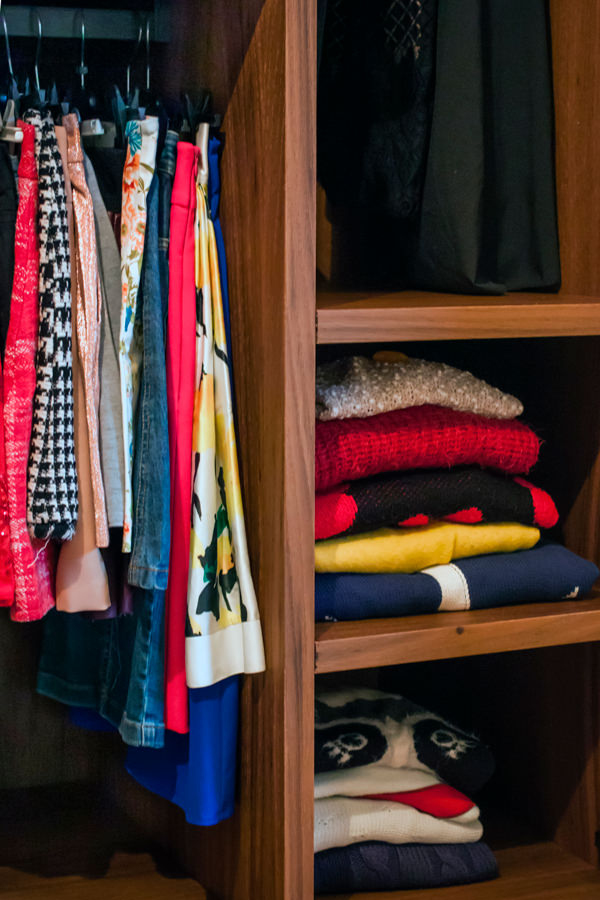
(3, 1, 600, 899)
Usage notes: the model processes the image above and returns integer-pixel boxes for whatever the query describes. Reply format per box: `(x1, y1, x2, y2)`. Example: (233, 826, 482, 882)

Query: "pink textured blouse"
(4, 121, 56, 621)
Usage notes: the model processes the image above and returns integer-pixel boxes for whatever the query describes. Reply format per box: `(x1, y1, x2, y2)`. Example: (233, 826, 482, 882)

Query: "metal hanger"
(33, 10, 43, 98)
(126, 24, 143, 101)
(19, 9, 46, 108)
(1, 6, 19, 102)
(75, 11, 104, 137)
(1, 5, 13, 83)
(76, 10, 88, 89)
(145, 16, 151, 92)
(195, 122, 209, 188)
(139, 15, 163, 119)
(0, 6, 22, 141)
(0, 100, 23, 143)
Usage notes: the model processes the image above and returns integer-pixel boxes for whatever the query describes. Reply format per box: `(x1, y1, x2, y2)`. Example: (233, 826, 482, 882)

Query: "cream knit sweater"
(315, 797, 483, 853)
(315, 765, 440, 799)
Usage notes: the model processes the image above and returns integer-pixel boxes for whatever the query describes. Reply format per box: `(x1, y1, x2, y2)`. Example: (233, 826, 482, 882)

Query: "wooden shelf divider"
(314, 590, 600, 673)
(316, 287, 600, 343)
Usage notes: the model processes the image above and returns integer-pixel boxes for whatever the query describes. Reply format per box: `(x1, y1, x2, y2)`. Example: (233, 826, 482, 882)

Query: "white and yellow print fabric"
(186, 180, 265, 687)
(118, 116, 158, 551)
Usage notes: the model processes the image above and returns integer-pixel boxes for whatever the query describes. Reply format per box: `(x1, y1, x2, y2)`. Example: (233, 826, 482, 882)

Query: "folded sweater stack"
(314, 688, 499, 893)
(315, 353, 599, 621)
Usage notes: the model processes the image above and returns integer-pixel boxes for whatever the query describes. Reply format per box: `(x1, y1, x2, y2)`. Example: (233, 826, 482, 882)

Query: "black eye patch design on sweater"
(315, 722, 388, 772)
(412, 718, 495, 794)
(316, 689, 496, 792)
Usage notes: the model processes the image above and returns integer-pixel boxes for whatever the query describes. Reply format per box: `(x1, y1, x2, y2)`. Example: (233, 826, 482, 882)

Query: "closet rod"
(1, 5, 170, 41)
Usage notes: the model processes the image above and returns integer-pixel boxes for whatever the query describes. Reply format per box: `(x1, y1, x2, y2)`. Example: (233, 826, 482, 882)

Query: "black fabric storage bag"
(412, 0, 561, 293)
(317, 0, 561, 294)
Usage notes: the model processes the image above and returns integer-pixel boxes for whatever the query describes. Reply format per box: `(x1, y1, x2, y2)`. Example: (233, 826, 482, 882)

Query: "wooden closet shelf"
(315, 839, 600, 899)
(316, 288, 600, 343)
(314, 590, 600, 673)
(0, 856, 206, 899)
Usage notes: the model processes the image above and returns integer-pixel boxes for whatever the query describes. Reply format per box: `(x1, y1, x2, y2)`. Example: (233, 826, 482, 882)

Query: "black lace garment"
(318, 0, 438, 221)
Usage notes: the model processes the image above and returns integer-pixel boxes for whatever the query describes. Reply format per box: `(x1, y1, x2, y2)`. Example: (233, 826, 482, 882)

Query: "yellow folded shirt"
(315, 522, 540, 574)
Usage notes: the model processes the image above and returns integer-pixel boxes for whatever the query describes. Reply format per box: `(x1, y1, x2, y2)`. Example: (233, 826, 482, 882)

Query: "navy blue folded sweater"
(314, 841, 499, 893)
(315, 543, 599, 622)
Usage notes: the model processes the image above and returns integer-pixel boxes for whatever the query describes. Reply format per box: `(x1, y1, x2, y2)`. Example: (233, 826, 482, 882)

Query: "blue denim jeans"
(158, 130, 178, 304)
(37, 589, 165, 748)
(128, 171, 171, 588)
(38, 168, 171, 749)
(107, 170, 170, 746)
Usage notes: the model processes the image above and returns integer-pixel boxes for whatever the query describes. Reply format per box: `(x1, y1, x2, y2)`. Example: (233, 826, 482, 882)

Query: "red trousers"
(164, 142, 199, 733)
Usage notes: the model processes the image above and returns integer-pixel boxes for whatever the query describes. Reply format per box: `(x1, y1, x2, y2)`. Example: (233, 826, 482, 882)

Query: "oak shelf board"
(314, 590, 600, 673)
(316, 287, 600, 343)
(315, 839, 600, 899)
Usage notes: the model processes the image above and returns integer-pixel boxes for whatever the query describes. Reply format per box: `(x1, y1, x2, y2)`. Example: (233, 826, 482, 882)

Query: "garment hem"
(10, 596, 54, 622)
(127, 562, 169, 591)
(37, 672, 98, 708)
(185, 619, 265, 688)
(119, 712, 165, 748)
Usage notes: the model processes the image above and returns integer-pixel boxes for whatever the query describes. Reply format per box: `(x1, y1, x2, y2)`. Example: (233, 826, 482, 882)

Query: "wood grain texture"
(468, 646, 600, 865)
(547, 339, 600, 566)
(316, 287, 600, 343)
(316, 184, 333, 282)
(549, 0, 600, 296)
(162, 0, 265, 111)
(122, 2, 317, 899)
(0, 855, 204, 900)
(316, 840, 600, 899)
(315, 592, 600, 673)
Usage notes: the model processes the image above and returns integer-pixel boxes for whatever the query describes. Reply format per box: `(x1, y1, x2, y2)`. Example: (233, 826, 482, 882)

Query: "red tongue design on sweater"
(361, 783, 475, 819)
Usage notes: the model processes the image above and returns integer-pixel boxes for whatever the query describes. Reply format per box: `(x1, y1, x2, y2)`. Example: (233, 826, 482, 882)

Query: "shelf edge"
(314, 599, 600, 673)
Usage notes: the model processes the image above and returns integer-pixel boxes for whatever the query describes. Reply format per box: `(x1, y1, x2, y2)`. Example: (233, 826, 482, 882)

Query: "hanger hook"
(33, 10, 42, 92)
(145, 16, 151, 92)
(126, 24, 142, 98)
(1, 12, 13, 81)
(76, 10, 88, 90)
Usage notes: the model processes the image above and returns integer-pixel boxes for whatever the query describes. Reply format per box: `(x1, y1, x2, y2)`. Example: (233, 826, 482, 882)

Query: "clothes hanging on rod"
(0, 142, 17, 359)
(164, 141, 198, 734)
(84, 154, 125, 530)
(65, 113, 108, 547)
(119, 116, 158, 553)
(54, 119, 110, 614)
(186, 140, 264, 689)
(25, 110, 78, 540)
(126, 137, 245, 824)
(3, 119, 55, 622)
(0, 25, 265, 827)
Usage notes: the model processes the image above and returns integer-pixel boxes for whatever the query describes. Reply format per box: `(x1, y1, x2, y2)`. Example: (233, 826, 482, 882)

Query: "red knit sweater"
(315, 405, 540, 492)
